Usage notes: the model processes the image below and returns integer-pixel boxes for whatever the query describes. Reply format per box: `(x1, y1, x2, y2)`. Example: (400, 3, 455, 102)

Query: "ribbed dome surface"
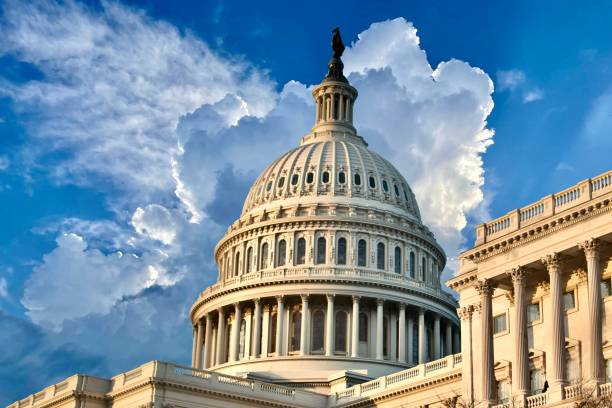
(242, 138, 421, 221)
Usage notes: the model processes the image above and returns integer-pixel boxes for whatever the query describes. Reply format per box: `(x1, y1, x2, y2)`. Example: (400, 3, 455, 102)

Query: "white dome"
(242, 136, 422, 222)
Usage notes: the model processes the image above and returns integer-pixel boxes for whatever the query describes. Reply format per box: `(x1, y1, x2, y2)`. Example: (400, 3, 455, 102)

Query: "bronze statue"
(332, 27, 345, 58)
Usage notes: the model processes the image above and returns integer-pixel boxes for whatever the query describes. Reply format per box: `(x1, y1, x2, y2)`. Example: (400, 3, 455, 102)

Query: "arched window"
(316, 237, 326, 264)
(269, 312, 277, 354)
(291, 174, 299, 185)
(260, 243, 269, 270)
(403, 188, 409, 201)
(312, 310, 325, 353)
(354, 173, 361, 186)
(234, 252, 241, 276)
(394, 184, 400, 197)
(337, 237, 347, 265)
(290, 311, 301, 352)
(266, 181, 273, 191)
(394, 246, 401, 274)
(239, 318, 247, 358)
(335, 311, 348, 353)
(359, 313, 368, 342)
(277, 240, 286, 267)
(224, 321, 232, 363)
(358, 239, 367, 267)
(296, 237, 306, 265)
(383, 317, 389, 357)
(382, 179, 389, 192)
(322, 171, 330, 184)
(369, 176, 376, 188)
(421, 257, 427, 280)
(409, 251, 416, 278)
(377, 242, 385, 270)
(338, 171, 346, 184)
(277, 177, 285, 188)
(246, 247, 253, 274)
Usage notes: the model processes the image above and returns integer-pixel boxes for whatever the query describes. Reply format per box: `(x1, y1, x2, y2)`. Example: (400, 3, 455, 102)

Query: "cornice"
(461, 195, 610, 264)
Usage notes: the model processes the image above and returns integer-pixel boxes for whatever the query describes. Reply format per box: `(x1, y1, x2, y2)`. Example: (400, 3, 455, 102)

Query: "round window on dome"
(338, 171, 346, 184)
(394, 184, 400, 197)
(306, 172, 314, 184)
(322, 171, 330, 184)
(278, 177, 285, 188)
(291, 174, 299, 186)
(382, 179, 389, 192)
(369, 176, 376, 189)
(354, 173, 361, 186)
(266, 181, 273, 191)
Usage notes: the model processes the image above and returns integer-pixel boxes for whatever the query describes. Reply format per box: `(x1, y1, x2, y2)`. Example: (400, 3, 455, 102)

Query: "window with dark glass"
(316, 237, 326, 264)
(234, 252, 241, 276)
(322, 171, 330, 183)
(377, 242, 385, 270)
(312, 310, 325, 352)
(359, 313, 368, 342)
(394, 246, 401, 274)
(563, 291, 576, 311)
(296, 237, 306, 265)
(277, 177, 285, 188)
(527, 303, 541, 323)
(403, 189, 409, 201)
(335, 311, 347, 353)
(338, 171, 346, 184)
(354, 173, 361, 186)
(369, 176, 376, 188)
(382, 179, 389, 192)
(291, 174, 299, 185)
(421, 257, 426, 279)
(266, 181, 272, 191)
(383, 317, 389, 357)
(337, 237, 347, 265)
(260, 243, 269, 270)
(358, 239, 367, 267)
(602, 278, 612, 298)
(277, 240, 286, 267)
(493, 314, 507, 334)
(269, 313, 277, 353)
(409, 252, 416, 278)
(394, 184, 400, 197)
(246, 247, 253, 274)
(306, 172, 314, 184)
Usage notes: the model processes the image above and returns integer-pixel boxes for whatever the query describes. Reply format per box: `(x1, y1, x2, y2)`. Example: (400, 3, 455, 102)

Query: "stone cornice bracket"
(457, 305, 474, 321)
(475, 279, 494, 297)
(540, 252, 562, 271)
(579, 238, 600, 260)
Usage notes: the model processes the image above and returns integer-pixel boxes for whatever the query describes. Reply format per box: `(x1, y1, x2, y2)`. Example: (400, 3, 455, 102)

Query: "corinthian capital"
(541, 252, 562, 271)
(507, 266, 528, 284)
(475, 279, 494, 296)
(457, 305, 474, 321)
(579, 238, 600, 259)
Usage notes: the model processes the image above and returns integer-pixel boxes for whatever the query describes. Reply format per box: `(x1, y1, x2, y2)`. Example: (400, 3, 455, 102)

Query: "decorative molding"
(579, 238, 600, 259)
(475, 279, 494, 297)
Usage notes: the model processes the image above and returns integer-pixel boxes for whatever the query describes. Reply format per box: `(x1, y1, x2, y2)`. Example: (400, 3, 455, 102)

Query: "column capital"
(275, 295, 284, 304)
(301, 294, 310, 302)
(457, 305, 474, 321)
(507, 266, 529, 284)
(205, 313, 213, 323)
(352, 295, 361, 303)
(579, 238, 600, 259)
(326, 294, 335, 302)
(233, 302, 241, 309)
(376, 298, 384, 307)
(541, 253, 563, 271)
(398, 302, 406, 310)
(475, 279, 494, 296)
(253, 297, 261, 306)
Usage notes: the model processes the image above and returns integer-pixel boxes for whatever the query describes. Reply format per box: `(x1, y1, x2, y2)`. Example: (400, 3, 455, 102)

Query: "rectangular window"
(530, 370, 544, 394)
(563, 291, 576, 312)
(496, 380, 509, 404)
(527, 302, 541, 324)
(607, 359, 612, 383)
(493, 314, 507, 334)
(602, 278, 612, 298)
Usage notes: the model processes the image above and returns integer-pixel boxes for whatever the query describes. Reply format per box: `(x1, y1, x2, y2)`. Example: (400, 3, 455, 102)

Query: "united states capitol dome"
(189, 29, 458, 388)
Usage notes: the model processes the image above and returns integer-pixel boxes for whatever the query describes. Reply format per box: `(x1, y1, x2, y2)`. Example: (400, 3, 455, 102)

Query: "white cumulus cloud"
(131, 204, 177, 245)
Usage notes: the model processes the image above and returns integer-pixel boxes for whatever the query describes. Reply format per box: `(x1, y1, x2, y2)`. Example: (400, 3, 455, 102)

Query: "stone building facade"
(7, 33, 612, 408)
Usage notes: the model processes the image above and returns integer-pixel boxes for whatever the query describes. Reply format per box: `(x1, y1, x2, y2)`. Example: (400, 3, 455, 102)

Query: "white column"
(194, 319, 204, 368)
(418, 309, 426, 364)
(376, 299, 384, 360)
(203, 313, 213, 368)
(398, 303, 406, 363)
(351, 296, 360, 358)
(458, 306, 475, 404)
(275, 296, 285, 356)
(477, 279, 495, 405)
(445, 321, 452, 357)
(315, 98, 321, 122)
(300, 295, 309, 356)
(407, 315, 414, 365)
(252, 298, 262, 358)
(326, 294, 335, 356)
(509, 267, 529, 405)
(261, 305, 270, 356)
(215, 308, 226, 365)
(229, 303, 241, 362)
(580, 239, 605, 386)
(390, 312, 397, 362)
(191, 325, 197, 367)
(244, 310, 252, 359)
(434, 314, 441, 360)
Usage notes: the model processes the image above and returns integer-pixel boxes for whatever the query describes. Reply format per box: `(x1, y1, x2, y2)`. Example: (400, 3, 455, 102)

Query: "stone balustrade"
(526, 393, 548, 408)
(475, 169, 612, 245)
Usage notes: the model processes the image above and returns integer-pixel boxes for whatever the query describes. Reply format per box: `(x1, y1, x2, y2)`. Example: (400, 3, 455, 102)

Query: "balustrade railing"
(526, 393, 548, 408)
(601, 382, 612, 396)
(475, 169, 612, 245)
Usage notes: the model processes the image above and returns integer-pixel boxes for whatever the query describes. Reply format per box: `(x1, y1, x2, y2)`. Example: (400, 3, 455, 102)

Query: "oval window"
(278, 177, 285, 188)
(394, 184, 400, 196)
(369, 176, 376, 188)
(338, 171, 346, 184)
(354, 173, 361, 186)
(306, 172, 314, 184)
(291, 174, 299, 185)
(322, 171, 330, 183)
(382, 180, 389, 192)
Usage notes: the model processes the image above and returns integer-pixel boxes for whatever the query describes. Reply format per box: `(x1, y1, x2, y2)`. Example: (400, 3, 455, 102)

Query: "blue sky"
(0, 0, 611, 404)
